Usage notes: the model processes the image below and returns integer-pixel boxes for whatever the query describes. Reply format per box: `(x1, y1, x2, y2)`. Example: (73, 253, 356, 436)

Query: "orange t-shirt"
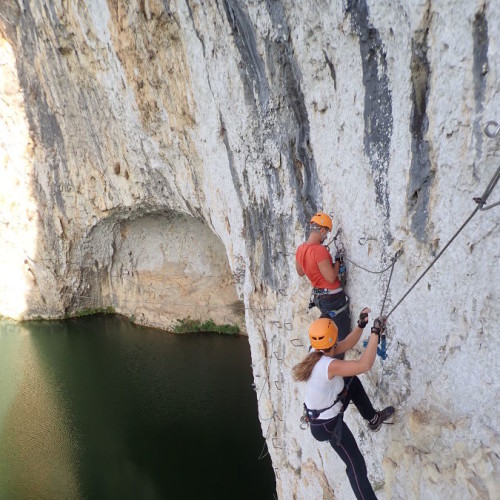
(296, 243, 341, 290)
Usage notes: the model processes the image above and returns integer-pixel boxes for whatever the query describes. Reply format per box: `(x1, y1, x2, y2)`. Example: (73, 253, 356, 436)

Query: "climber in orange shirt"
(296, 212, 351, 343)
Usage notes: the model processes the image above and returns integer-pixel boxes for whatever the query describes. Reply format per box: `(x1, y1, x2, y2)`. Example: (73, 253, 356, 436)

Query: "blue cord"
(363, 336, 387, 360)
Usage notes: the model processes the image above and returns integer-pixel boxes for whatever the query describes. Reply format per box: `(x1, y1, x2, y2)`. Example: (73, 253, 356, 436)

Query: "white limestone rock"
(0, 1, 499, 498)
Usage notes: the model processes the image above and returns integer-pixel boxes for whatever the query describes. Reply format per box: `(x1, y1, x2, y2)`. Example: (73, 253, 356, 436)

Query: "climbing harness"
(301, 402, 334, 425)
(326, 301, 349, 319)
(312, 287, 344, 296)
(309, 294, 349, 325)
(300, 387, 347, 429)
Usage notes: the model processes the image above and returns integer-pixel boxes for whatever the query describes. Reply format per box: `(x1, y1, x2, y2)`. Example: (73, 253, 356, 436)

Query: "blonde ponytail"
(292, 351, 323, 382)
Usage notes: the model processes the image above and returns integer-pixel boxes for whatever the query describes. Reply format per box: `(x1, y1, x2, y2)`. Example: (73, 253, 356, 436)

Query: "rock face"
(1, 1, 499, 498)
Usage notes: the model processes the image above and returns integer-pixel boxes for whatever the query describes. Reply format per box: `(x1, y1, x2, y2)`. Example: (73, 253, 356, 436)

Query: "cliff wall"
(1, 1, 499, 498)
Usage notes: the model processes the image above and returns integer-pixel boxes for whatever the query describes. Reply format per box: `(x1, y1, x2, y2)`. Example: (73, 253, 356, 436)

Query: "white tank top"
(304, 356, 344, 420)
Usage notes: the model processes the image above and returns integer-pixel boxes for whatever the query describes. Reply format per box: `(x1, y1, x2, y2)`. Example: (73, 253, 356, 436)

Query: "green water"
(0, 315, 276, 500)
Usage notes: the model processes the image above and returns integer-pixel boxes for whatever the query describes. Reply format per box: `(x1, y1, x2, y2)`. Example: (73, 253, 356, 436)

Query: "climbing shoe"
(368, 406, 395, 432)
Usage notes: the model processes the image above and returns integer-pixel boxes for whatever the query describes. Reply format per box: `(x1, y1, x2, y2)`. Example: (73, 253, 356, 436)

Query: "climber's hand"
(371, 316, 387, 338)
(357, 307, 370, 328)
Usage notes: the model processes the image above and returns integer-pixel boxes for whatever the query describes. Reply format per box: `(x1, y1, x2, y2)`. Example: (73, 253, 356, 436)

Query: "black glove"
(334, 252, 341, 262)
(357, 309, 369, 328)
(371, 316, 387, 340)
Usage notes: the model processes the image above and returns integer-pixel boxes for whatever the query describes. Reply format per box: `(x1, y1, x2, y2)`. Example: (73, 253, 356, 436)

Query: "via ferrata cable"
(385, 162, 500, 320)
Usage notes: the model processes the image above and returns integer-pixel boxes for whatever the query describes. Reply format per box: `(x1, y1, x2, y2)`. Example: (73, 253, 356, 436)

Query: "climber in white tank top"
(304, 356, 344, 421)
(293, 309, 395, 500)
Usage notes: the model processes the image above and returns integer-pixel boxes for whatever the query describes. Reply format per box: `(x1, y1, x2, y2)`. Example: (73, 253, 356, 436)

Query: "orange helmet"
(308, 318, 338, 350)
(310, 212, 333, 231)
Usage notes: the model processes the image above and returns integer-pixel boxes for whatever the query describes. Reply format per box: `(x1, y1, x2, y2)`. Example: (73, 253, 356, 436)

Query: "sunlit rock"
(1, 1, 499, 497)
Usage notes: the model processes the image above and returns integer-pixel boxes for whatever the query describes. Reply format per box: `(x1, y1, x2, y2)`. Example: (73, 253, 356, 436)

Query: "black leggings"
(311, 418, 377, 499)
(309, 377, 377, 499)
(342, 376, 376, 421)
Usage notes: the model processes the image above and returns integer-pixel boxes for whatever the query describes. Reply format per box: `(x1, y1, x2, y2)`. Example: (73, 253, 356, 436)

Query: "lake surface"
(0, 315, 276, 500)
